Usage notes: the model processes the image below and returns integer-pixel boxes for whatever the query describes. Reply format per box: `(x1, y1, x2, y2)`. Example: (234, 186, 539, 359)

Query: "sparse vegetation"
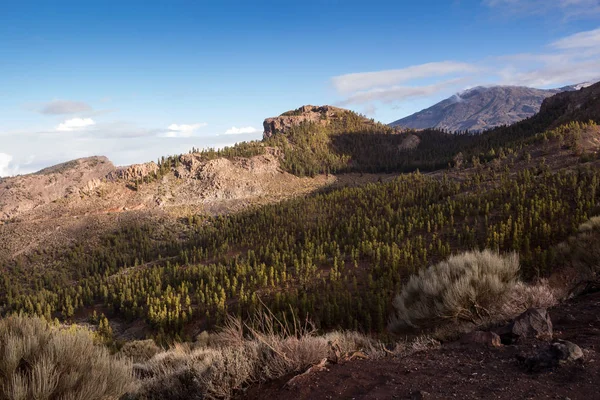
(133, 310, 406, 400)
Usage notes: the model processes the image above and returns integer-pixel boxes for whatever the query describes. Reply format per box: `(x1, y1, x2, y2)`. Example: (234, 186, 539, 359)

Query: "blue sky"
(1, 0, 600, 175)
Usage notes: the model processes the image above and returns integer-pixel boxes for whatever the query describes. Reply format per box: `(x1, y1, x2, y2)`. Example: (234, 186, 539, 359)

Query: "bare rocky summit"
(390, 85, 577, 132)
(0, 156, 115, 221)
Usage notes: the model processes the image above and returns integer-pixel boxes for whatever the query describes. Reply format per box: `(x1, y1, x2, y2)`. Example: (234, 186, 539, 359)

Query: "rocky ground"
(242, 291, 600, 400)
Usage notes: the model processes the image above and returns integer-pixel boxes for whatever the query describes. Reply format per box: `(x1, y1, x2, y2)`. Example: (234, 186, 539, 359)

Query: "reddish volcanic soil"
(242, 292, 600, 400)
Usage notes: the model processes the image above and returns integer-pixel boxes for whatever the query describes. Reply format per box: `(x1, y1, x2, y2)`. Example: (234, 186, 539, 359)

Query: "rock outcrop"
(108, 162, 159, 181)
(263, 105, 347, 139)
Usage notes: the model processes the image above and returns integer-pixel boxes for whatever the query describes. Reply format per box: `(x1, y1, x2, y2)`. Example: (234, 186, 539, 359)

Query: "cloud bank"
(332, 62, 479, 95)
(332, 27, 600, 106)
(0, 153, 14, 177)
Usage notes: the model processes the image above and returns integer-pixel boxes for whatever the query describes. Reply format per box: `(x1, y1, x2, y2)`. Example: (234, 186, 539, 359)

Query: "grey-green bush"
(389, 250, 520, 331)
(0, 315, 134, 400)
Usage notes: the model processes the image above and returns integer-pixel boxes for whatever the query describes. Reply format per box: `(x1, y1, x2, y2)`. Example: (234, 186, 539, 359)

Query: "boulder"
(551, 340, 584, 363)
(498, 308, 553, 344)
(460, 331, 502, 347)
(518, 340, 583, 371)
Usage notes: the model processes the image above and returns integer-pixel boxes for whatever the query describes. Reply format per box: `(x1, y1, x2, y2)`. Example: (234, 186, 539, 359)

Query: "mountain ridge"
(389, 83, 596, 132)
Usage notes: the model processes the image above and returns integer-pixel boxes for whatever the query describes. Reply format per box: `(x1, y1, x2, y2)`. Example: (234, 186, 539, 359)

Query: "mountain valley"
(1, 81, 600, 400)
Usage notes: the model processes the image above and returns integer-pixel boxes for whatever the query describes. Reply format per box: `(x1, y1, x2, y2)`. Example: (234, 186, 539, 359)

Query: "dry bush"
(119, 339, 161, 363)
(552, 216, 600, 295)
(389, 250, 520, 331)
(133, 311, 383, 400)
(0, 315, 134, 400)
(502, 280, 558, 314)
(577, 215, 600, 232)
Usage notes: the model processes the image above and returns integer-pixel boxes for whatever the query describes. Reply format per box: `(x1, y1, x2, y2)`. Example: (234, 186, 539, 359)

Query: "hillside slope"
(0, 150, 359, 266)
(1, 83, 600, 342)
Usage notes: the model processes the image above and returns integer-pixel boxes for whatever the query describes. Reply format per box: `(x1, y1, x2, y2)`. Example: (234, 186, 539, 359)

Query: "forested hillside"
(1, 78, 599, 343)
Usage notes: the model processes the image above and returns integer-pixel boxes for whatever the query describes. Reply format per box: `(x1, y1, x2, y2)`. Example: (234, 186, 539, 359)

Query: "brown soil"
(242, 292, 600, 400)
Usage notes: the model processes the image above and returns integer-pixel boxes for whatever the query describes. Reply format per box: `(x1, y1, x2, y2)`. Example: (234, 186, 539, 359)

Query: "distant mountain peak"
(390, 82, 597, 132)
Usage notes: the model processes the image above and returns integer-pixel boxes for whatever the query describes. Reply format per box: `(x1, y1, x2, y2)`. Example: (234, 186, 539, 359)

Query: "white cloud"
(224, 126, 258, 135)
(338, 78, 470, 105)
(496, 59, 600, 87)
(162, 123, 207, 138)
(332, 62, 479, 94)
(0, 153, 14, 177)
(55, 117, 96, 132)
(551, 28, 600, 50)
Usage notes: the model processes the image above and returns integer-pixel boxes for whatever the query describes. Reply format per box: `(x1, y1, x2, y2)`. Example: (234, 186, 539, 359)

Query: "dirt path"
(242, 292, 600, 400)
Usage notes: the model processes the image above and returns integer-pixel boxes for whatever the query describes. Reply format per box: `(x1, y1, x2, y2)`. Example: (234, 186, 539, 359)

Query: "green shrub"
(389, 250, 520, 331)
(0, 315, 134, 400)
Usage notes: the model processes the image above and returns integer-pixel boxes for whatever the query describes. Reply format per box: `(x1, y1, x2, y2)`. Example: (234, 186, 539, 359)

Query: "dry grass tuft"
(133, 310, 386, 400)
(0, 315, 134, 400)
(502, 280, 558, 315)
